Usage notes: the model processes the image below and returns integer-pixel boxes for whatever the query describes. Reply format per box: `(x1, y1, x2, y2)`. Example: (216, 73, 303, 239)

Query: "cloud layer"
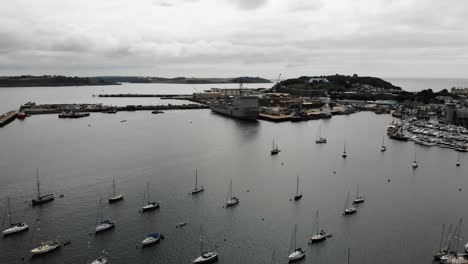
(1, 0, 467, 78)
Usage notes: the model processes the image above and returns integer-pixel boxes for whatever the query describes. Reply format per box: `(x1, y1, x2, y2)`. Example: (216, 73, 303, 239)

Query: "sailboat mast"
(36, 168, 41, 199)
(195, 169, 198, 189)
(147, 182, 150, 203)
(229, 180, 233, 199)
(356, 185, 359, 199)
(439, 224, 445, 251)
(315, 210, 319, 234)
(347, 248, 351, 264)
(112, 180, 116, 197)
(293, 224, 297, 249)
(296, 176, 299, 196)
(7, 197, 12, 226)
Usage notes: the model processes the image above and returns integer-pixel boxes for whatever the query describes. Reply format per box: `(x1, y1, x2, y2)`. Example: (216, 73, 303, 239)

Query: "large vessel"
(209, 95, 259, 121)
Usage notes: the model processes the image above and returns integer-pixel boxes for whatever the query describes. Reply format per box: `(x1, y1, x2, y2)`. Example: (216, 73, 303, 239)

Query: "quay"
(0, 111, 17, 127)
(19, 103, 208, 115)
(98, 94, 192, 99)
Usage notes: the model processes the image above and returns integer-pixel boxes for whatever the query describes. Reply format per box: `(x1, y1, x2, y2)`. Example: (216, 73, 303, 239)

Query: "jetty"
(0, 111, 17, 127)
(19, 103, 208, 115)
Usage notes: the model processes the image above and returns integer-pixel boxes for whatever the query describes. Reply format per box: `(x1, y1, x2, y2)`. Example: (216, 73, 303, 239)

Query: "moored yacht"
(90, 256, 108, 264)
(343, 192, 357, 215)
(288, 224, 305, 262)
(225, 180, 239, 207)
(193, 225, 218, 263)
(2, 197, 29, 236)
(141, 182, 159, 212)
(108, 179, 124, 203)
(31, 169, 54, 206)
(30, 240, 60, 255)
(142, 232, 161, 246)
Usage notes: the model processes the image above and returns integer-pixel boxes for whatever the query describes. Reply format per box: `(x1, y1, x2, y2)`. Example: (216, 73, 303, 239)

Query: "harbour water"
(0, 83, 468, 264)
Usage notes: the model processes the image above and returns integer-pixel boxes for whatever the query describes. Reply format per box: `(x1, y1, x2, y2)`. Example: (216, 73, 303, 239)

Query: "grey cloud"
(229, 0, 268, 10)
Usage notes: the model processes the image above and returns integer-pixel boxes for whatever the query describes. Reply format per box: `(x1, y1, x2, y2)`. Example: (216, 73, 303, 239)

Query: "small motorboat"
(90, 256, 108, 264)
(30, 240, 60, 255)
(380, 146, 387, 152)
(152, 110, 164, 114)
(193, 251, 218, 263)
(176, 221, 187, 228)
(95, 220, 115, 233)
(142, 233, 161, 246)
(3, 222, 29, 236)
(412, 161, 418, 169)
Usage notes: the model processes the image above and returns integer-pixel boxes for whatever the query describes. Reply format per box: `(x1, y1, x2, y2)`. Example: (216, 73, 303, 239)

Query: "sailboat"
(108, 179, 124, 203)
(30, 240, 61, 255)
(315, 126, 327, 144)
(293, 176, 302, 201)
(434, 224, 448, 260)
(142, 232, 161, 246)
(95, 197, 115, 233)
(380, 136, 387, 152)
(90, 256, 108, 264)
(347, 248, 351, 264)
(271, 140, 280, 155)
(412, 152, 419, 169)
(225, 180, 239, 207)
(192, 169, 205, 194)
(141, 182, 159, 212)
(343, 192, 357, 215)
(2, 197, 29, 236)
(456, 153, 461, 167)
(193, 225, 218, 263)
(310, 210, 327, 243)
(287, 224, 305, 262)
(31, 168, 54, 206)
(352, 185, 364, 204)
(342, 142, 347, 158)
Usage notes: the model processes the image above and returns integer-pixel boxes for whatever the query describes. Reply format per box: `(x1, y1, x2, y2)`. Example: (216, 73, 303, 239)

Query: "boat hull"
(288, 249, 306, 262)
(90, 257, 108, 264)
(32, 195, 55, 206)
(108, 195, 124, 203)
(294, 194, 302, 201)
(226, 198, 239, 207)
(344, 208, 357, 215)
(95, 222, 115, 233)
(310, 234, 326, 243)
(192, 188, 204, 194)
(2, 224, 29, 236)
(141, 202, 159, 212)
(193, 252, 218, 263)
(142, 236, 160, 246)
(30, 241, 60, 255)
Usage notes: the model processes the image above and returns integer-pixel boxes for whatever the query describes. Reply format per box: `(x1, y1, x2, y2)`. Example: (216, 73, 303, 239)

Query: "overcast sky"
(1, 0, 467, 78)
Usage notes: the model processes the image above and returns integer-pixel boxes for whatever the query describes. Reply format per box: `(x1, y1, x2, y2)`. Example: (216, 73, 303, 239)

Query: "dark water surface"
(0, 84, 467, 264)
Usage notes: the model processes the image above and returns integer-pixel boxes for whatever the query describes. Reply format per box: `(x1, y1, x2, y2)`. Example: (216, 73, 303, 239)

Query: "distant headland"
(0, 75, 271, 87)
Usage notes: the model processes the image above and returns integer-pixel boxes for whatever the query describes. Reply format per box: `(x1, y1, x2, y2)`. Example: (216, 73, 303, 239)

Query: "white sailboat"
(193, 225, 218, 263)
(380, 136, 387, 152)
(287, 224, 305, 262)
(315, 126, 327, 144)
(225, 180, 239, 207)
(90, 256, 108, 264)
(95, 197, 115, 233)
(310, 210, 327, 243)
(271, 139, 280, 155)
(293, 176, 302, 201)
(142, 232, 161, 246)
(342, 142, 347, 158)
(456, 153, 461, 167)
(412, 152, 419, 169)
(352, 185, 364, 204)
(192, 169, 205, 194)
(108, 179, 124, 203)
(343, 192, 357, 215)
(30, 240, 60, 255)
(141, 182, 159, 212)
(2, 197, 29, 236)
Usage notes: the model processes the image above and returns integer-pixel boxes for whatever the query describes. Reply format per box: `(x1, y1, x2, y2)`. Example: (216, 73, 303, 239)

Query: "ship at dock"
(209, 95, 259, 121)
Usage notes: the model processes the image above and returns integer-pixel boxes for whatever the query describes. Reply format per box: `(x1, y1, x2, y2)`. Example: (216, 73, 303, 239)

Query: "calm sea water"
(0, 83, 467, 264)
